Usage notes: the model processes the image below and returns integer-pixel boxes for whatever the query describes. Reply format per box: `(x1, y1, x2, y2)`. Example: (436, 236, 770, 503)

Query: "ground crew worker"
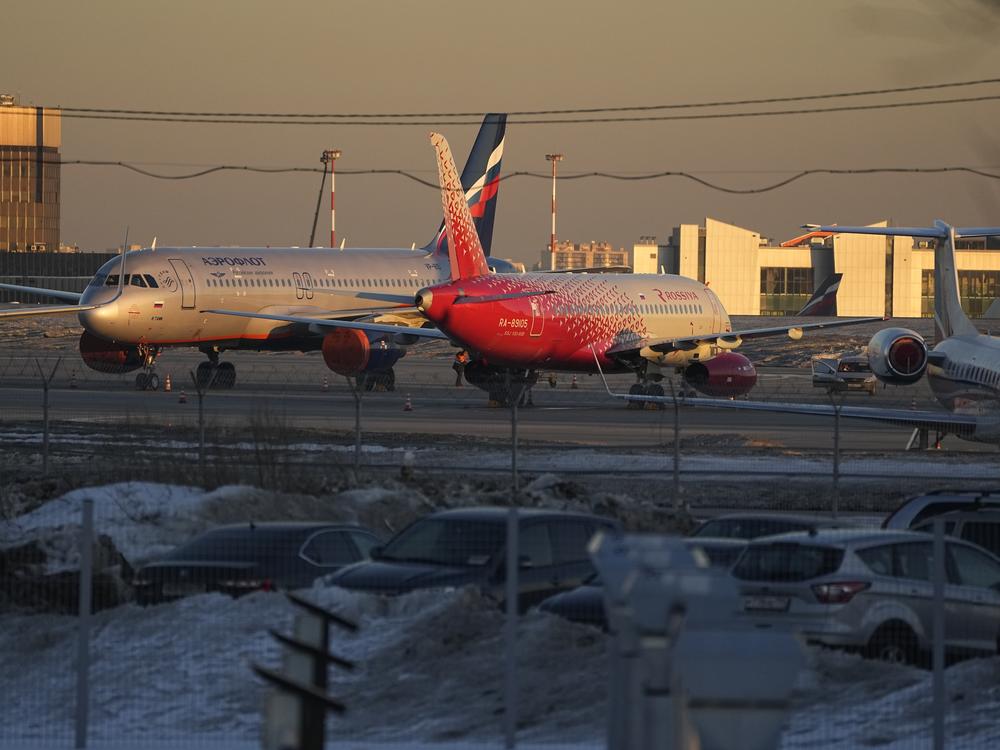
(453, 350, 470, 386)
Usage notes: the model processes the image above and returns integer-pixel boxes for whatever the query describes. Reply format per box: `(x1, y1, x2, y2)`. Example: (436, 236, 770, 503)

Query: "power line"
(33, 94, 1000, 126)
(39, 76, 1000, 119)
(6, 156, 1000, 195)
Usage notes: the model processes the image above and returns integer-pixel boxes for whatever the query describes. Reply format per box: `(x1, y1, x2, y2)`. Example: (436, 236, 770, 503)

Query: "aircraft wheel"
(147, 373, 160, 391)
(196, 361, 214, 389)
(626, 382, 645, 409)
(135, 373, 149, 390)
(217, 362, 236, 389)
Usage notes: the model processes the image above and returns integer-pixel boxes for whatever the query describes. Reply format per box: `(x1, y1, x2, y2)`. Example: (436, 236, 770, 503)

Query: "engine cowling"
(867, 327, 928, 385)
(321, 329, 405, 376)
(684, 352, 758, 398)
(78, 331, 143, 374)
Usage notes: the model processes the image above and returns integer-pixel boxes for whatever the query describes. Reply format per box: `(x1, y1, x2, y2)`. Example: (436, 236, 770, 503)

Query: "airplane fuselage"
(419, 272, 731, 372)
(927, 333, 1000, 415)
(78, 247, 451, 350)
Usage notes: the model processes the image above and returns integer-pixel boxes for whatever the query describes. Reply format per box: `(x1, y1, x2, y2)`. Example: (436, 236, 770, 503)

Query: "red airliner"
(205, 132, 880, 404)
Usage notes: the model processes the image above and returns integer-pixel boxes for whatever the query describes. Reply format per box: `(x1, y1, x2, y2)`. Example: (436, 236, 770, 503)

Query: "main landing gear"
(196, 360, 236, 389)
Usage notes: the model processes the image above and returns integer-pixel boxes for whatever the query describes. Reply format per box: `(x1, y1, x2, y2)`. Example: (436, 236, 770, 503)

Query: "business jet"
(599, 220, 1000, 448)
(0, 114, 507, 391)
(201, 131, 880, 404)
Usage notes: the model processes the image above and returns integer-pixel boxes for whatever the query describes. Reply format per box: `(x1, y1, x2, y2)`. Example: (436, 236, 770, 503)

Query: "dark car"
(326, 507, 620, 609)
(538, 537, 748, 628)
(689, 513, 858, 541)
(133, 522, 381, 605)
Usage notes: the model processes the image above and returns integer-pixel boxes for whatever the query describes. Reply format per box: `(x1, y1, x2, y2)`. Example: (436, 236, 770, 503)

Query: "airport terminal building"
(634, 218, 1000, 318)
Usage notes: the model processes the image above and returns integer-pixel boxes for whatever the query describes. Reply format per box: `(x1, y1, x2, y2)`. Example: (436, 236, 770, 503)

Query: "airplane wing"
(605, 316, 885, 356)
(201, 308, 450, 340)
(0, 303, 97, 319)
(0, 283, 83, 303)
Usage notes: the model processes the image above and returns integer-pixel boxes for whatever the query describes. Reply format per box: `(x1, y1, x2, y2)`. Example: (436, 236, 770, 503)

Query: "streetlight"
(545, 153, 564, 259)
(321, 149, 343, 248)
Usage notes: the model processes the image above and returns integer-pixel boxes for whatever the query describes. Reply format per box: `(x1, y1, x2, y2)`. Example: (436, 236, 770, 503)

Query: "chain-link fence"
(3, 345, 1000, 749)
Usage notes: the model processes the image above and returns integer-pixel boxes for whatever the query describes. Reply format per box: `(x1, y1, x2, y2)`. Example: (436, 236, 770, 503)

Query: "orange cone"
(322, 376, 329, 392)
(179, 390, 188, 404)
(70, 373, 77, 389)
(403, 394, 413, 411)
(164, 373, 172, 392)
(571, 375, 578, 390)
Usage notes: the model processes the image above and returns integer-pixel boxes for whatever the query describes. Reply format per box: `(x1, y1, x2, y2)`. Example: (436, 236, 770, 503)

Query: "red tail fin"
(430, 132, 490, 281)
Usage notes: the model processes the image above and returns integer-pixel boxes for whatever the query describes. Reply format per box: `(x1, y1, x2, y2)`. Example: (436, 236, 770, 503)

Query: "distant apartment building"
(0, 95, 61, 253)
(535, 240, 630, 271)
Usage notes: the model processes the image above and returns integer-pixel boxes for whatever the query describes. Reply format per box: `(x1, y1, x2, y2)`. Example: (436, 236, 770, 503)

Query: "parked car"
(538, 537, 748, 629)
(812, 355, 877, 395)
(882, 489, 1000, 530)
(732, 529, 1000, 664)
(911, 509, 1000, 558)
(326, 507, 620, 609)
(689, 513, 857, 541)
(133, 522, 381, 605)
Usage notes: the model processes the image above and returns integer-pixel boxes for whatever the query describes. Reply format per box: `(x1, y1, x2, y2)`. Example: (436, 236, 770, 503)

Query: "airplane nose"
(78, 301, 118, 336)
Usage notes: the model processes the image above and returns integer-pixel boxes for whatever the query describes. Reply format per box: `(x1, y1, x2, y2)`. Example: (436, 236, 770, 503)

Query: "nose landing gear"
(134, 344, 162, 391)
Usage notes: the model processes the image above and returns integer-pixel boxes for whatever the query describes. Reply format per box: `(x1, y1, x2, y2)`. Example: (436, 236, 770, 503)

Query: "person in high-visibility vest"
(453, 350, 471, 387)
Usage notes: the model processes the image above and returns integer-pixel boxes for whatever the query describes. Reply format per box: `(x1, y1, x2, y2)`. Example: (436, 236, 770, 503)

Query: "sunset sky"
(5, 0, 1000, 262)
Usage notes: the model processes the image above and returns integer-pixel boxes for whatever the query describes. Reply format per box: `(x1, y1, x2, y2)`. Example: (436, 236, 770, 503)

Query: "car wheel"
(866, 622, 919, 665)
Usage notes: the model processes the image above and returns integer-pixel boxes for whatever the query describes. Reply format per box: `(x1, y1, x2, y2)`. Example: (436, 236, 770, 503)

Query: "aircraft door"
(301, 272, 315, 300)
(707, 290, 722, 332)
(168, 259, 196, 310)
(529, 298, 544, 337)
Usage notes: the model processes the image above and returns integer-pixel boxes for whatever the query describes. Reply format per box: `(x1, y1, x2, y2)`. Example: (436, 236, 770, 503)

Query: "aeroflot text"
(201, 257, 268, 267)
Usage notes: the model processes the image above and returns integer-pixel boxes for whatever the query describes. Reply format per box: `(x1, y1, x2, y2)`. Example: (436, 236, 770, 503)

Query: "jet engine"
(683, 352, 758, 398)
(867, 327, 928, 385)
(78, 331, 143, 374)
(321, 329, 405, 377)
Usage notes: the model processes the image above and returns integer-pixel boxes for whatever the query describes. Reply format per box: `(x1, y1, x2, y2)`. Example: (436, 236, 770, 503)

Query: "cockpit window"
(144, 274, 159, 288)
(130, 275, 147, 288)
(105, 274, 120, 286)
(89, 273, 107, 288)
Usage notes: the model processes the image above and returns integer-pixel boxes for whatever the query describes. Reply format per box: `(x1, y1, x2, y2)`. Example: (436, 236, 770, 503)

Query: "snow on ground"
(3, 481, 1000, 748)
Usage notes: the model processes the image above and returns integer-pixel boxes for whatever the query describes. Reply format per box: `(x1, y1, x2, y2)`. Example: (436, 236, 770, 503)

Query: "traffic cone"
(322, 376, 329, 392)
(70, 373, 77, 389)
(910, 397, 917, 411)
(571, 374, 578, 390)
(179, 390, 187, 404)
(164, 373, 172, 392)
(403, 394, 413, 411)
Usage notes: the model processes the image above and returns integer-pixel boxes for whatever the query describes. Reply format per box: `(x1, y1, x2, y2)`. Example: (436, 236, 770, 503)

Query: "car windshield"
(732, 543, 844, 582)
(380, 519, 505, 567)
(166, 528, 304, 564)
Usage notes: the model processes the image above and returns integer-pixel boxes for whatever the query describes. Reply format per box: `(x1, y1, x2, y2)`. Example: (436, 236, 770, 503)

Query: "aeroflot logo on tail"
(653, 288, 698, 302)
(202, 256, 267, 267)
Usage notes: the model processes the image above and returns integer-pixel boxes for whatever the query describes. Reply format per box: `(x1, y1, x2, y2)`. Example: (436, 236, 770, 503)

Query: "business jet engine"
(867, 327, 928, 385)
(683, 352, 758, 398)
(78, 331, 144, 374)
(321, 329, 405, 378)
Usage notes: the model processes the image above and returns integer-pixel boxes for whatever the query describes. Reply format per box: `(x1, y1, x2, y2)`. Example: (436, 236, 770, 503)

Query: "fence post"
(504, 504, 519, 749)
(35, 357, 61, 477)
(830, 394, 841, 519)
(932, 518, 945, 750)
(75, 498, 93, 749)
(345, 377, 363, 471)
(670, 382, 680, 510)
(190, 368, 218, 481)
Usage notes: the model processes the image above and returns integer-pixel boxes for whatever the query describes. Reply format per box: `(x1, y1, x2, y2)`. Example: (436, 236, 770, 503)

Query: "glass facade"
(759, 267, 814, 316)
(921, 269, 1000, 318)
(0, 146, 60, 252)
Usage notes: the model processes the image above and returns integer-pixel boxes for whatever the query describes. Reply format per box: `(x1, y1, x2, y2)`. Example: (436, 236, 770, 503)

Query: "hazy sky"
(5, 0, 1000, 263)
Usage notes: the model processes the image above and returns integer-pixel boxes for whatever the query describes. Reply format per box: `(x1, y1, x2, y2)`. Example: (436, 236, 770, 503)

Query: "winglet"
(430, 132, 491, 282)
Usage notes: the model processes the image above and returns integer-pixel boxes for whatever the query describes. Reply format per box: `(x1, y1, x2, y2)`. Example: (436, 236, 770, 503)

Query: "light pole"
(322, 149, 342, 248)
(545, 153, 564, 259)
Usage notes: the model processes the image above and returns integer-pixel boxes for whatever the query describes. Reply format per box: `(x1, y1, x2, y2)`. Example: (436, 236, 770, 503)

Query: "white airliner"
(599, 220, 1000, 447)
(0, 115, 507, 391)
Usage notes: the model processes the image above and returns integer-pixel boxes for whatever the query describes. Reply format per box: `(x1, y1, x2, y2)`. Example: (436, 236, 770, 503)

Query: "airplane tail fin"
(425, 113, 506, 258)
(796, 273, 842, 316)
(804, 221, 1000, 339)
(430, 132, 491, 282)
